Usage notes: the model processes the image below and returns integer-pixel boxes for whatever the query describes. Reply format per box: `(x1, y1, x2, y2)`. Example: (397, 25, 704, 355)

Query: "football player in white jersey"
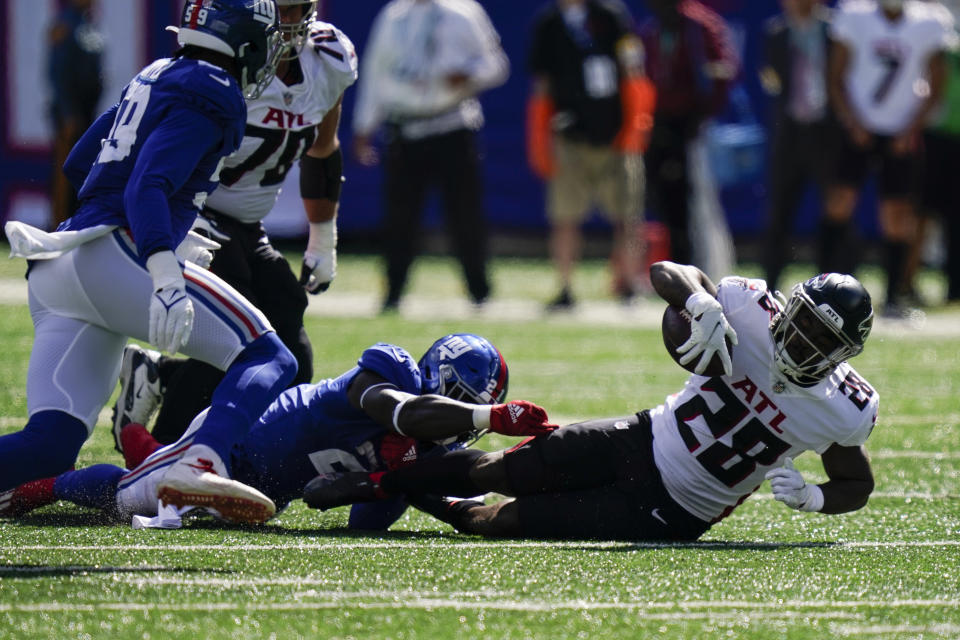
(303, 261, 879, 541)
(111, 0, 359, 447)
(824, 0, 955, 315)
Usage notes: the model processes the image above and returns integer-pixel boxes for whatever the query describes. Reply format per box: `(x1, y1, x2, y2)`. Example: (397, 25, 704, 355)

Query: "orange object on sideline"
(526, 94, 556, 179)
(613, 75, 656, 154)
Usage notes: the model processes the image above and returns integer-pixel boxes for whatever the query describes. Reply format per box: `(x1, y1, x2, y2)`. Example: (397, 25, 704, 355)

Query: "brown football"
(661, 304, 732, 377)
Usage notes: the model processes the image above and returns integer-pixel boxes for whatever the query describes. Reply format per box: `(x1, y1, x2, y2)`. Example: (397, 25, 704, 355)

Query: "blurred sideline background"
(0, 0, 883, 261)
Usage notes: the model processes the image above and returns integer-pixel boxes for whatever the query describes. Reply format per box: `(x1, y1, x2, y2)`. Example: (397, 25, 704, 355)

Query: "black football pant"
(151, 211, 313, 445)
(381, 128, 490, 305)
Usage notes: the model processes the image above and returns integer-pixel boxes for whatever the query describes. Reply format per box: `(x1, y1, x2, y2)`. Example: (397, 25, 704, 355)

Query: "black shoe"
(545, 288, 574, 311)
(406, 494, 485, 530)
(380, 297, 400, 314)
(303, 472, 381, 510)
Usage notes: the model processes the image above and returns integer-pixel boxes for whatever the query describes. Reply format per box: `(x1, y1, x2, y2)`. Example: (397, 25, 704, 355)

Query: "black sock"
(381, 448, 486, 497)
(884, 240, 909, 305)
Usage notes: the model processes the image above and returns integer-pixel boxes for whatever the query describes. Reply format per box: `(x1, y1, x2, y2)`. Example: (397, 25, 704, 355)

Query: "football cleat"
(302, 472, 383, 511)
(157, 445, 276, 525)
(0, 477, 57, 518)
(112, 344, 163, 453)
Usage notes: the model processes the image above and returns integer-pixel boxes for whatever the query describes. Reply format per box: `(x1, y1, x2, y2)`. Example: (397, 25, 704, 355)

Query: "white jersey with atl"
(831, 0, 956, 135)
(650, 277, 880, 523)
(206, 20, 358, 223)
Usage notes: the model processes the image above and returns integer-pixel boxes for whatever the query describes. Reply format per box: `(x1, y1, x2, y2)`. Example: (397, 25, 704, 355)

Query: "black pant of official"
(151, 211, 313, 445)
(645, 115, 699, 266)
(381, 127, 490, 307)
(762, 116, 839, 292)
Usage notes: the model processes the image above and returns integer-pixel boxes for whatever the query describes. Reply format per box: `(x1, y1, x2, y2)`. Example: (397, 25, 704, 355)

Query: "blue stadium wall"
(0, 1, 878, 245)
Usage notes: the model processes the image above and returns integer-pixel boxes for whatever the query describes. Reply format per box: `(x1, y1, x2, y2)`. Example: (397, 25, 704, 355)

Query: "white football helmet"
(276, 0, 318, 61)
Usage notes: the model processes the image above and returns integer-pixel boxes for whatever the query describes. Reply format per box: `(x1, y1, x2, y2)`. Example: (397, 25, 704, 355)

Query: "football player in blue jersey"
(0, 1, 299, 524)
(0, 334, 556, 530)
(111, 0, 361, 450)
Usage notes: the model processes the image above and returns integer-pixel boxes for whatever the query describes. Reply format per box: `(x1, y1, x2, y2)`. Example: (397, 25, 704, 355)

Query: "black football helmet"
(771, 273, 873, 386)
(172, 0, 283, 99)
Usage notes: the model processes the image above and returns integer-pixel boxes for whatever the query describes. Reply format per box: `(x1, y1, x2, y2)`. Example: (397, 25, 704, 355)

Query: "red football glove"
(489, 401, 558, 437)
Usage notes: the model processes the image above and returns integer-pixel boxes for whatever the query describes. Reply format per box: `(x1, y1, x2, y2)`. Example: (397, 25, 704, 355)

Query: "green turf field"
(0, 254, 958, 639)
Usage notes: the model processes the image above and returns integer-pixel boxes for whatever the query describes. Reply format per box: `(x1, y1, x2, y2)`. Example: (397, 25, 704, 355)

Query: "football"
(661, 304, 732, 377)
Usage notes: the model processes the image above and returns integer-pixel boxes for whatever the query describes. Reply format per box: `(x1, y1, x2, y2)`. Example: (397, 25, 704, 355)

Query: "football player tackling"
(0, 1, 299, 524)
(114, 0, 359, 447)
(304, 262, 879, 541)
(0, 335, 554, 529)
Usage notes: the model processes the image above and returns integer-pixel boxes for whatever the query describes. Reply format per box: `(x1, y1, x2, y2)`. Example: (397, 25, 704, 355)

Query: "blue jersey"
(60, 57, 246, 262)
(232, 343, 423, 509)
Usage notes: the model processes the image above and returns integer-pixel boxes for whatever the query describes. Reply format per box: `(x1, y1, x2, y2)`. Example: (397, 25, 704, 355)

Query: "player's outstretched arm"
(818, 444, 874, 514)
(347, 371, 555, 441)
(766, 445, 874, 515)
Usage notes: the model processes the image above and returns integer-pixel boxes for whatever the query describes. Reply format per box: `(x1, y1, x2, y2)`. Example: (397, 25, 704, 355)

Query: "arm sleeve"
(62, 102, 119, 191)
(124, 108, 223, 259)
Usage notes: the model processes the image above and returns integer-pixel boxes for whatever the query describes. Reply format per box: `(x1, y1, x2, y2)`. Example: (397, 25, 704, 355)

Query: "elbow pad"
(300, 147, 344, 202)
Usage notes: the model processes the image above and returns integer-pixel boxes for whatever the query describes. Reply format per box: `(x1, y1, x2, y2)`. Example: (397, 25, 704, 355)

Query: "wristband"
(800, 484, 825, 512)
(472, 405, 492, 430)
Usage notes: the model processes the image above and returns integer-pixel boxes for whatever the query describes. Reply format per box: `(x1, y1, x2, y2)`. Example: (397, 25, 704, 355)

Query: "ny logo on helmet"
(435, 335, 472, 361)
(251, 0, 277, 24)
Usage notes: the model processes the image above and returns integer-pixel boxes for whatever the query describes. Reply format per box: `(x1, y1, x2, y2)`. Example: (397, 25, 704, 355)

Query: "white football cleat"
(112, 344, 163, 453)
(156, 444, 275, 525)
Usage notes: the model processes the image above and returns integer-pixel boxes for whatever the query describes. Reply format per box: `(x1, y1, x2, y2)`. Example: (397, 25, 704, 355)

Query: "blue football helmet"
(418, 334, 509, 405)
(172, 0, 283, 99)
(771, 273, 873, 386)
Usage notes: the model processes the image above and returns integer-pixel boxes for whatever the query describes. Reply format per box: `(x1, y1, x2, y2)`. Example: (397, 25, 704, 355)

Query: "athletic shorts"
(547, 137, 644, 225)
(502, 411, 710, 541)
(834, 133, 919, 199)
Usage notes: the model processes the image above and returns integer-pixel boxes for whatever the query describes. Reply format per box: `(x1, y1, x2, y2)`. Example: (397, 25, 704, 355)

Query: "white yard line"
(831, 623, 960, 636)
(4, 540, 960, 553)
(0, 597, 952, 615)
(1, 279, 958, 334)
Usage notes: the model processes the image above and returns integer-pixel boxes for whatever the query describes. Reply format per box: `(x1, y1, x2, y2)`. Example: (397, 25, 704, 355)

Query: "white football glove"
(175, 230, 221, 269)
(676, 291, 739, 375)
(146, 250, 195, 354)
(300, 220, 337, 294)
(190, 214, 231, 242)
(765, 458, 824, 512)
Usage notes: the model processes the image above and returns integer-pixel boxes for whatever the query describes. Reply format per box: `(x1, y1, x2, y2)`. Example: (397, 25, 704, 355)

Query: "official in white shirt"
(352, 0, 509, 312)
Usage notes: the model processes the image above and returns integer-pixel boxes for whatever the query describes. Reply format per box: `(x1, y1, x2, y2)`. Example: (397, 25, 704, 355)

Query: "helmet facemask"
(771, 285, 864, 386)
(276, 0, 318, 61)
(435, 363, 499, 404)
(242, 28, 284, 99)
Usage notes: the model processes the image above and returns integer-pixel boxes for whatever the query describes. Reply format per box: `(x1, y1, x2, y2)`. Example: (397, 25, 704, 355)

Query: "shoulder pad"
(306, 21, 359, 76)
(357, 343, 422, 394)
